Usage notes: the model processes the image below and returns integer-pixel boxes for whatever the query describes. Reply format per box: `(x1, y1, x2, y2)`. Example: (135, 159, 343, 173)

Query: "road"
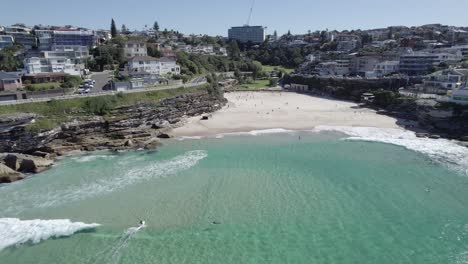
(0, 81, 208, 106)
(89, 71, 112, 93)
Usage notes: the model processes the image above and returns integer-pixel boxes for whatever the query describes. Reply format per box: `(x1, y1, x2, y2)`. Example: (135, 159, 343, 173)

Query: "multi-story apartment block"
(127, 56, 180, 75)
(228, 26, 265, 43)
(400, 51, 463, 75)
(124, 41, 148, 58)
(35, 30, 54, 50)
(42, 45, 90, 63)
(53, 30, 95, 47)
(24, 57, 81, 76)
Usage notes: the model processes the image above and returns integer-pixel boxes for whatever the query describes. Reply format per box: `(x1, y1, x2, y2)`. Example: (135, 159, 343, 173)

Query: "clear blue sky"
(2, 0, 467, 36)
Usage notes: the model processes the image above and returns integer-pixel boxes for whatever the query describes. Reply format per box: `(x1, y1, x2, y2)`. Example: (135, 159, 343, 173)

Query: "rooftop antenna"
(245, 0, 256, 26)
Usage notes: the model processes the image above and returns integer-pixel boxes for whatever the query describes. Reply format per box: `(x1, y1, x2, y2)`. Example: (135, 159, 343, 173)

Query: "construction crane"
(245, 0, 256, 26)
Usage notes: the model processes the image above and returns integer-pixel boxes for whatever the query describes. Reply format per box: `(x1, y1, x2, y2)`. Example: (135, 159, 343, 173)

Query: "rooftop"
(0, 72, 20, 80)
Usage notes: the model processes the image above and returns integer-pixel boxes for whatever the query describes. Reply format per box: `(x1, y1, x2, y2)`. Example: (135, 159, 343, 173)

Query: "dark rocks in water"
(416, 133, 428, 138)
(157, 133, 171, 139)
(428, 134, 441, 139)
(460, 136, 468, 142)
(142, 139, 162, 150)
(3, 153, 54, 173)
(0, 163, 24, 183)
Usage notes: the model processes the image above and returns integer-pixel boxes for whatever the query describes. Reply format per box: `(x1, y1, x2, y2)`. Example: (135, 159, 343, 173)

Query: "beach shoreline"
(172, 91, 413, 137)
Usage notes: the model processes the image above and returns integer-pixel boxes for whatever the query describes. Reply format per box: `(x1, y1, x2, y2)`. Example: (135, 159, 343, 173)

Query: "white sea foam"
(0, 218, 100, 251)
(178, 136, 204, 141)
(0, 150, 208, 215)
(220, 128, 295, 137)
(70, 154, 117, 163)
(312, 126, 468, 175)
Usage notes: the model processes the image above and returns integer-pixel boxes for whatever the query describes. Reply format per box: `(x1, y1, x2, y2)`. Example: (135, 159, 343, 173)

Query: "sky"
(1, 0, 467, 36)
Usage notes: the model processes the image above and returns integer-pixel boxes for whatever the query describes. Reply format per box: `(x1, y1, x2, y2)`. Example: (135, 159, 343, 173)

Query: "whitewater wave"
(0, 150, 208, 215)
(312, 126, 468, 175)
(219, 128, 295, 138)
(0, 218, 100, 251)
(178, 136, 204, 141)
(69, 154, 117, 163)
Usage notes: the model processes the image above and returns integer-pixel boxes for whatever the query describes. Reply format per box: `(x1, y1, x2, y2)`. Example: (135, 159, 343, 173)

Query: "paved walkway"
(0, 81, 207, 106)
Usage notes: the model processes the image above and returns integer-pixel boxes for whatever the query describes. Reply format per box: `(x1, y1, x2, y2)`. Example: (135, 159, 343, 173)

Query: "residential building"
(228, 26, 265, 43)
(53, 30, 95, 47)
(305, 53, 320, 63)
(0, 72, 22, 91)
(316, 60, 350, 76)
(24, 57, 81, 76)
(8, 32, 36, 49)
(0, 35, 14, 50)
(423, 68, 468, 90)
(372, 61, 400, 77)
(451, 87, 468, 104)
(440, 45, 468, 56)
(337, 40, 360, 52)
(42, 45, 90, 63)
(214, 47, 228, 56)
(35, 30, 54, 50)
(124, 41, 148, 58)
(127, 56, 180, 75)
(399, 52, 462, 75)
(351, 55, 381, 75)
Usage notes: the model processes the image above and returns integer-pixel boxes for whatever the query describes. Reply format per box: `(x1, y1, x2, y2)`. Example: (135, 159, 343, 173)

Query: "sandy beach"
(172, 91, 403, 137)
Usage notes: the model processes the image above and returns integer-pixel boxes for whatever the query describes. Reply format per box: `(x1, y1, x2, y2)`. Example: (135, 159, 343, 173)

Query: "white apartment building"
(352, 56, 381, 75)
(372, 61, 400, 77)
(127, 56, 180, 75)
(423, 68, 468, 90)
(42, 45, 90, 63)
(24, 57, 81, 76)
(316, 60, 350, 76)
(124, 41, 148, 58)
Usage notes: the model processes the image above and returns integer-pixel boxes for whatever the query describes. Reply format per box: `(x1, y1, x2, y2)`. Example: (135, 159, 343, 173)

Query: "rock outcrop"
(4, 153, 54, 173)
(0, 92, 227, 156)
(0, 163, 24, 183)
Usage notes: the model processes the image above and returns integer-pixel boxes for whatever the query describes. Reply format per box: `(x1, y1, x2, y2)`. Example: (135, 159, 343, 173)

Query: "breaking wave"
(0, 150, 208, 215)
(312, 126, 468, 176)
(0, 218, 99, 251)
(219, 128, 295, 137)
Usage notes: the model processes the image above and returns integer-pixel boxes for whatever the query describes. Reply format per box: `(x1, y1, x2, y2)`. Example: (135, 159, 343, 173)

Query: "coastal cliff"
(0, 92, 227, 182)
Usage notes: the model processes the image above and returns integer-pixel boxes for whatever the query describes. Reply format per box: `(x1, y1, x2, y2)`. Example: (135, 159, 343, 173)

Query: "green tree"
(111, 18, 118, 38)
(147, 45, 162, 58)
(121, 24, 129, 34)
(0, 46, 23, 71)
(228, 40, 241, 60)
(269, 78, 278, 87)
(153, 21, 160, 31)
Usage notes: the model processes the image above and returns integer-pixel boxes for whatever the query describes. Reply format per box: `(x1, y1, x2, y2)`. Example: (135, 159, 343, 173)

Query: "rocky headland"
(0, 92, 227, 183)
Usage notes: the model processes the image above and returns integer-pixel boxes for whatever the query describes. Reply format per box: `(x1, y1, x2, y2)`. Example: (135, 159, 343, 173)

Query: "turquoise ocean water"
(0, 130, 467, 264)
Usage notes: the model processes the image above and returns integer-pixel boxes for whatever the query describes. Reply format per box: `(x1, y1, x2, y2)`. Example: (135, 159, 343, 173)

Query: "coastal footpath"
(0, 90, 227, 183)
